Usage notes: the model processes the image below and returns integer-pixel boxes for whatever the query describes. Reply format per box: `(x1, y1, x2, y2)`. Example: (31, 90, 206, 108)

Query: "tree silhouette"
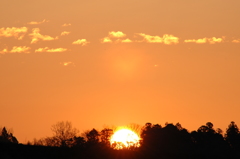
(225, 121, 240, 152)
(4, 121, 240, 158)
(141, 123, 162, 151)
(86, 129, 100, 144)
(72, 136, 86, 148)
(50, 121, 79, 147)
(191, 122, 229, 158)
(0, 127, 18, 144)
(100, 128, 113, 146)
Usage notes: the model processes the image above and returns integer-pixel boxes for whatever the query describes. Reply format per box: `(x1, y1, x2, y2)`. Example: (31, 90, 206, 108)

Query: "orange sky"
(1, 0, 240, 143)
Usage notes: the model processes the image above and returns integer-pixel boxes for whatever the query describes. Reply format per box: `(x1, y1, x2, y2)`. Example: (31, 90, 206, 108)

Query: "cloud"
(45, 48, 67, 52)
(61, 31, 70, 36)
(138, 33, 162, 43)
(208, 37, 223, 44)
(184, 37, 223, 44)
(0, 27, 28, 39)
(72, 39, 89, 46)
(101, 37, 112, 43)
(109, 31, 126, 38)
(35, 47, 67, 53)
(0, 46, 31, 54)
(29, 28, 56, 44)
(0, 49, 8, 54)
(10, 46, 31, 53)
(27, 19, 49, 25)
(61, 61, 74, 66)
(232, 39, 240, 43)
(101, 32, 179, 44)
(62, 23, 71, 27)
(138, 33, 179, 44)
(115, 38, 132, 43)
(18, 35, 25, 40)
(162, 34, 179, 44)
(184, 38, 207, 44)
(35, 47, 48, 52)
(101, 31, 128, 43)
(121, 39, 132, 43)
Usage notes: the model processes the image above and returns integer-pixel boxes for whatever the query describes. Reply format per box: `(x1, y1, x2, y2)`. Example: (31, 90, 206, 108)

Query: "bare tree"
(50, 121, 79, 147)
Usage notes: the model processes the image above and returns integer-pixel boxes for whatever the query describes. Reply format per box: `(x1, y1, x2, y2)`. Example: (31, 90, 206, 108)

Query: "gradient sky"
(1, 0, 240, 143)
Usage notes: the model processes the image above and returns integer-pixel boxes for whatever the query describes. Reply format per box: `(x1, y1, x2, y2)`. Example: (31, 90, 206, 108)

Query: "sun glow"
(110, 128, 140, 149)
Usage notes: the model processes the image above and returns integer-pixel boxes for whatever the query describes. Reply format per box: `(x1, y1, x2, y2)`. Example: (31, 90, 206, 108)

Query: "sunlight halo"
(110, 128, 140, 149)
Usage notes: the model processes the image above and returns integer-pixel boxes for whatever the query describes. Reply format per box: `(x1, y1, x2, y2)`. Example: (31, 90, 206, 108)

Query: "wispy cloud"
(162, 34, 179, 44)
(109, 31, 126, 38)
(0, 46, 31, 54)
(29, 28, 56, 44)
(184, 38, 207, 44)
(101, 31, 127, 43)
(232, 39, 240, 43)
(60, 61, 74, 66)
(0, 49, 8, 54)
(101, 37, 112, 43)
(138, 33, 179, 44)
(61, 31, 70, 36)
(208, 37, 223, 44)
(72, 39, 89, 46)
(138, 33, 162, 43)
(0, 27, 28, 39)
(45, 48, 67, 52)
(62, 23, 71, 27)
(121, 39, 132, 43)
(115, 38, 132, 43)
(184, 37, 223, 44)
(27, 19, 49, 25)
(35, 47, 48, 52)
(35, 47, 67, 53)
(10, 46, 31, 53)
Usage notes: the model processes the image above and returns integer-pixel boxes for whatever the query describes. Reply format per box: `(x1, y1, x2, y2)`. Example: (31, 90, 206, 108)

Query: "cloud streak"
(29, 28, 56, 44)
(60, 61, 74, 66)
(35, 47, 67, 53)
(0, 46, 31, 54)
(0, 27, 28, 39)
(101, 31, 129, 43)
(10, 46, 31, 53)
(62, 23, 71, 27)
(232, 39, 240, 43)
(101, 37, 112, 43)
(114, 38, 133, 43)
(27, 19, 49, 25)
(109, 31, 126, 38)
(61, 31, 70, 36)
(120, 39, 132, 43)
(184, 37, 223, 44)
(72, 39, 90, 46)
(0, 49, 8, 54)
(137, 33, 179, 44)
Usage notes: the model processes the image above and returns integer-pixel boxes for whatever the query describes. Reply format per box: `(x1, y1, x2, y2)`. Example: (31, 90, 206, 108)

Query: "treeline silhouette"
(1, 121, 240, 159)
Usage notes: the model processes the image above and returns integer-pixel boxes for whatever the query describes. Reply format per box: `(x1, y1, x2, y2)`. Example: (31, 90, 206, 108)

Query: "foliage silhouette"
(2, 121, 240, 158)
(50, 121, 78, 147)
(0, 127, 18, 144)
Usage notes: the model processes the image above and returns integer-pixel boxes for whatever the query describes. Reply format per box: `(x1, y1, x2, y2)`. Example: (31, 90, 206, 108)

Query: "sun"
(110, 128, 140, 149)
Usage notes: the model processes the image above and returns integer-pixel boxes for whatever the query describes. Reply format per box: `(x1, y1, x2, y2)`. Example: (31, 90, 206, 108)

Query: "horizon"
(1, 0, 240, 143)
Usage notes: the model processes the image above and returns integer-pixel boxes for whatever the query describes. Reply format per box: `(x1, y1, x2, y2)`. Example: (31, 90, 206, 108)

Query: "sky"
(1, 0, 240, 143)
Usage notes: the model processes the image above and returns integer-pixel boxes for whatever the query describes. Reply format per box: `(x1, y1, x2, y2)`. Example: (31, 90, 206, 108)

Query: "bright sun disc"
(110, 128, 140, 149)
